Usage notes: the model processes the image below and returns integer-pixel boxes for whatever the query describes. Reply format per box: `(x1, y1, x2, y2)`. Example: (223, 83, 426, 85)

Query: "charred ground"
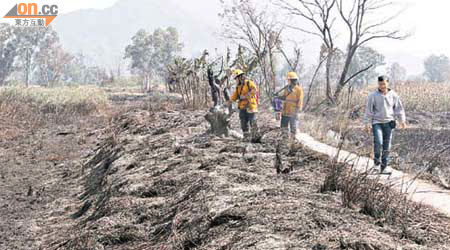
(1, 93, 450, 250)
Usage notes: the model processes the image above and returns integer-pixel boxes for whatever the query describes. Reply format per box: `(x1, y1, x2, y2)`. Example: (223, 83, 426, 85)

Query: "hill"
(52, 0, 224, 69)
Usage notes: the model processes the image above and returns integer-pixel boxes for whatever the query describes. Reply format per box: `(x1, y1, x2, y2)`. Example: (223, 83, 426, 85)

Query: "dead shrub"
(318, 153, 450, 246)
(320, 155, 423, 228)
(319, 160, 346, 193)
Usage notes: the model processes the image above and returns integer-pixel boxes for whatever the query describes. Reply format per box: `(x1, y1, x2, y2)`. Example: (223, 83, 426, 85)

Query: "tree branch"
(343, 63, 373, 85)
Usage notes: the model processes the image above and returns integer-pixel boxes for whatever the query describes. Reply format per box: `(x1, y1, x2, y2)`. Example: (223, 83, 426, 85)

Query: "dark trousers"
(239, 109, 256, 133)
(281, 115, 297, 135)
(372, 122, 394, 167)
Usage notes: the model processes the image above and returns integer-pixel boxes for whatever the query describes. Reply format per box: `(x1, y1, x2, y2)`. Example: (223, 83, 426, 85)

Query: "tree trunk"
(204, 106, 232, 137)
(207, 68, 221, 107)
(25, 49, 30, 87)
(146, 75, 151, 92)
(45, 67, 50, 87)
(334, 47, 357, 102)
(268, 46, 277, 96)
(325, 53, 334, 104)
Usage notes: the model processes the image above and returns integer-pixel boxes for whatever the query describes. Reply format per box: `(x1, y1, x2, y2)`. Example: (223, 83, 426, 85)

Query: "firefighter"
(278, 71, 304, 141)
(227, 69, 259, 141)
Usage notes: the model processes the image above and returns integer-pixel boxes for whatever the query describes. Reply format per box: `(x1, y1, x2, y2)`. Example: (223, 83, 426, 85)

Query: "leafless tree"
(333, 0, 408, 100)
(277, 40, 303, 72)
(276, 0, 408, 104)
(220, 0, 284, 97)
(304, 55, 328, 110)
(276, 0, 337, 103)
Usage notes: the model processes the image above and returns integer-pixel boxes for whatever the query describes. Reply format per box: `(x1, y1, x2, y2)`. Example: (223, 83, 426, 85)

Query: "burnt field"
(1, 90, 450, 250)
(342, 112, 450, 189)
(44, 108, 450, 249)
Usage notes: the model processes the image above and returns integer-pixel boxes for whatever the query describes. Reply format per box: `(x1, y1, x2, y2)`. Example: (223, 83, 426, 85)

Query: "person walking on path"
(364, 76, 407, 174)
(227, 69, 259, 141)
(278, 72, 304, 143)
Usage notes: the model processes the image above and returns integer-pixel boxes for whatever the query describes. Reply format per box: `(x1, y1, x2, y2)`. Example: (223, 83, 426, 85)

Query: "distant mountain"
(52, 0, 224, 69)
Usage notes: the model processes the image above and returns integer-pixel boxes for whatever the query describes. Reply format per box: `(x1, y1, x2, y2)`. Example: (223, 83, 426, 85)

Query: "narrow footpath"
(296, 132, 450, 217)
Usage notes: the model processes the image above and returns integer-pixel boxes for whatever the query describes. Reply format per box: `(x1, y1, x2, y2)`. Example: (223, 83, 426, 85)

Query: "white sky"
(1, 0, 450, 74)
(371, 0, 450, 73)
(0, 0, 117, 14)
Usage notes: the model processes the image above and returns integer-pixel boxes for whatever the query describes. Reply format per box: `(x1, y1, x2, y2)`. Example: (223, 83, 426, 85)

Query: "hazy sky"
(0, 0, 118, 14)
(370, 0, 450, 74)
(1, 0, 450, 74)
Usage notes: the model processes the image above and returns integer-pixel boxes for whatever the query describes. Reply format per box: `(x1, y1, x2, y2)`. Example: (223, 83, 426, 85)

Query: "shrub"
(320, 153, 422, 225)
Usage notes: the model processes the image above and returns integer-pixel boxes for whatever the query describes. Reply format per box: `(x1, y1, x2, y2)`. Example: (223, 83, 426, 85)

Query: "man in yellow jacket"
(227, 69, 259, 140)
(279, 72, 304, 140)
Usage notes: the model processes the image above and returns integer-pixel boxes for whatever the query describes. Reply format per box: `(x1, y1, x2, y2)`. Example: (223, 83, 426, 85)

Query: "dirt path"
(296, 132, 450, 217)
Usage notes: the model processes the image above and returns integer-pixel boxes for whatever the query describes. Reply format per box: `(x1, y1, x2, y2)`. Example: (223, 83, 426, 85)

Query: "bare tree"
(276, 0, 408, 103)
(304, 55, 328, 110)
(333, 0, 408, 100)
(276, 0, 337, 103)
(220, 0, 284, 97)
(277, 40, 303, 72)
(35, 46, 74, 87)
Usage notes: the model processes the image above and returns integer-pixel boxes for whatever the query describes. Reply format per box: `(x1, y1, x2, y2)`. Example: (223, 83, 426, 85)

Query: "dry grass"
(0, 86, 109, 140)
(348, 82, 450, 113)
(305, 82, 450, 120)
(0, 86, 109, 116)
(320, 155, 416, 224)
(392, 82, 450, 112)
(320, 150, 450, 246)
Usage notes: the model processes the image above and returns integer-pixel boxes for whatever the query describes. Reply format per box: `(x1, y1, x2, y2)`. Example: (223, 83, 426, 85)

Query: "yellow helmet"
(287, 71, 298, 80)
(233, 69, 244, 78)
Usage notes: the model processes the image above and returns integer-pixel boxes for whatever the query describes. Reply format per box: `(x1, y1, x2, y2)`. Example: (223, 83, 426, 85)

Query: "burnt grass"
(1, 92, 450, 250)
(0, 114, 106, 250)
(32, 106, 450, 250)
(315, 108, 450, 188)
(344, 124, 450, 188)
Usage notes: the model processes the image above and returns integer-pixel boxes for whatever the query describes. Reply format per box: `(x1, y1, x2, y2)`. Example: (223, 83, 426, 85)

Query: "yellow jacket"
(281, 85, 304, 117)
(231, 80, 258, 113)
